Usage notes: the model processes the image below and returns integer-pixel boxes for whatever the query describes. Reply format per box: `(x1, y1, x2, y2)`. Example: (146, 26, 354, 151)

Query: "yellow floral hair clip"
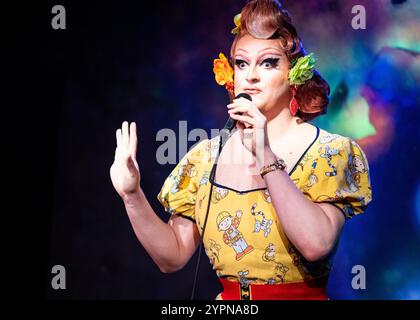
(213, 53, 234, 97)
(231, 13, 241, 35)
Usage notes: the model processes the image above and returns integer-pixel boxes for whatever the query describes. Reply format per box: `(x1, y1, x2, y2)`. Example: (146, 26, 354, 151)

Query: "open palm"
(110, 121, 141, 198)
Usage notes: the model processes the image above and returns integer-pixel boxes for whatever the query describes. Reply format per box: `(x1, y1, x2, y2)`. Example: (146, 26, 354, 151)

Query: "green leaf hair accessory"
(288, 53, 316, 86)
(231, 13, 241, 35)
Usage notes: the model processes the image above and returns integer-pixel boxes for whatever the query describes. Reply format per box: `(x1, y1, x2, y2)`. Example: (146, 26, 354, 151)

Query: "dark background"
(6, 0, 420, 300)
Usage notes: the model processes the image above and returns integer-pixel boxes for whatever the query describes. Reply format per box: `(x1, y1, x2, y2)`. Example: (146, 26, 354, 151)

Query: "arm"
(110, 121, 200, 273)
(258, 147, 345, 262)
(123, 190, 201, 273)
(227, 100, 345, 262)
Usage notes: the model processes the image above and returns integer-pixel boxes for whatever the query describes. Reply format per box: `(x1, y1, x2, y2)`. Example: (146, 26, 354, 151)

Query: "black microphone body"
(223, 93, 252, 131)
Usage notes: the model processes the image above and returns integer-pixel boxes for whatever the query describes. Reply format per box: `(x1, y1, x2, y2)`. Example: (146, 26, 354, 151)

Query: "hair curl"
(230, 0, 330, 121)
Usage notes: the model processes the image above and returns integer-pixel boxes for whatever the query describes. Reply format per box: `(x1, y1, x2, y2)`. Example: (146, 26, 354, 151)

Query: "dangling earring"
(289, 85, 299, 116)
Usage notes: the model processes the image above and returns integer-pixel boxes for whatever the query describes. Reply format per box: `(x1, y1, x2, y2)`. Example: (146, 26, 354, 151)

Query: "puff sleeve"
(301, 136, 372, 220)
(157, 140, 207, 222)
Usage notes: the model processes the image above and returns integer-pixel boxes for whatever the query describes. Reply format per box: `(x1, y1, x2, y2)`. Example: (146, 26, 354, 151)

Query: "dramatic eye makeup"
(261, 57, 280, 68)
(234, 56, 281, 69)
(234, 59, 247, 68)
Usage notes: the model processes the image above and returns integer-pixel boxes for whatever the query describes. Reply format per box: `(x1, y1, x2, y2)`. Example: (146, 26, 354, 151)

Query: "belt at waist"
(219, 277, 328, 300)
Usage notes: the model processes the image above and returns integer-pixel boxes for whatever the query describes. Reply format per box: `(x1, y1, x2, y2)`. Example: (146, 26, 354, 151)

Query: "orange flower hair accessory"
(213, 53, 234, 98)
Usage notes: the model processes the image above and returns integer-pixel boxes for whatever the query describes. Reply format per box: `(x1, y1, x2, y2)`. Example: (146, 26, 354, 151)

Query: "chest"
(213, 130, 316, 191)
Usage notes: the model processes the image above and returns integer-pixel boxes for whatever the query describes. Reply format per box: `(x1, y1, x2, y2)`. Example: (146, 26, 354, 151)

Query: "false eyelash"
(262, 58, 280, 66)
(234, 58, 280, 67)
(234, 59, 246, 66)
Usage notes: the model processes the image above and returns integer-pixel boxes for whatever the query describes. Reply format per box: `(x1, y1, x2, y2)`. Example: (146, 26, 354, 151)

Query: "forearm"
(258, 148, 336, 261)
(122, 189, 182, 271)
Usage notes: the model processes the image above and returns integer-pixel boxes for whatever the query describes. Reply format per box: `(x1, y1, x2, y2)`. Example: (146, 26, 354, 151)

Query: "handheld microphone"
(223, 93, 252, 131)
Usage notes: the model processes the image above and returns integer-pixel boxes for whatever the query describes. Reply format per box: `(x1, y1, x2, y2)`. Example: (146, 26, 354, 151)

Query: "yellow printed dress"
(157, 127, 372, 300)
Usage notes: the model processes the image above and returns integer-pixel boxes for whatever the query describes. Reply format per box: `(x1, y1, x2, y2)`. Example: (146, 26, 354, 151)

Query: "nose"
(246, 64, 260, 83)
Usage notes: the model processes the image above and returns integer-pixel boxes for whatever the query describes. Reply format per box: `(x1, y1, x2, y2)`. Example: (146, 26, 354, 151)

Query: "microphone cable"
(190, 93, 252, 300)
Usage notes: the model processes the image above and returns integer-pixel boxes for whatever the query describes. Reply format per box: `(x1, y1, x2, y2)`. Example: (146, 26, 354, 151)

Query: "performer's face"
(233, 34, 290, 113)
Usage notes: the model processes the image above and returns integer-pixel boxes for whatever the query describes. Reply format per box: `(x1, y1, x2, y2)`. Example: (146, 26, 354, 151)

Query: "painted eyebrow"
(236, 47, 283, 54)
(234, 56, 282, 61)
(234, 49, 283, 61)
(233, 54, 282, 64)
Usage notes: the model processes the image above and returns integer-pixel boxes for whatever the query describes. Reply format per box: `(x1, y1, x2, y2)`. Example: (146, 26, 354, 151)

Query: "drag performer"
(110, 0, 372, 300)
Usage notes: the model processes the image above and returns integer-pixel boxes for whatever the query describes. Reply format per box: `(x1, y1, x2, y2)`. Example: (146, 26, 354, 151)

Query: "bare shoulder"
(295, 121, 317, 134)
(288, 120, 319, 146)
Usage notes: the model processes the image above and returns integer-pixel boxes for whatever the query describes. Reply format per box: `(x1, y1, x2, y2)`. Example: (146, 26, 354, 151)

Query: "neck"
(265, 106, 298, 144)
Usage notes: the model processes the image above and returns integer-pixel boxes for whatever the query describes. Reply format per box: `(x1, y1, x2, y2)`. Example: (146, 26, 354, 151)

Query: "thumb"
(236, 122, 245, 140)
(243, 128, 253, 135)
(243, 128, 253, 143)
(125, 154, 138, 173)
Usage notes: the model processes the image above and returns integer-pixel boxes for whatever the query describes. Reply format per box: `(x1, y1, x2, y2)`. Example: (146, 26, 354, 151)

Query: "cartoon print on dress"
(161, 198, 176, 215)
(205, 137, 221, 161)
(196, 216, 202, 233)
(319, 133, 340, 144)
(292, 178, 300, 185)
(212, 186, 229, 203)
(262, 243, 276, 262)
(199, 171, 210, 186)
(217, 210, 254, 261)
(302, 158, 319, 192)
(344, 154, 367, 192)
(206, 239, 221, 265)
(287, 243, 311, 280)
(238, 270, 251, 287)
(315, 193, 343, 203)
(297, 153, 314, 172)
(314, 191, 364, 219)
(251, 203, 273, 238)
(274, 263, 289, 283)
(287, 243, 331, 280)
(261, 189, 271, 203)
(266, 278, 277, 285)
(170, 158, 198, 194)
(288, 244, 303, 268)
(338, 189, 365, 218)
(319, 145, 340, 177)
(198, 193, 206, 210)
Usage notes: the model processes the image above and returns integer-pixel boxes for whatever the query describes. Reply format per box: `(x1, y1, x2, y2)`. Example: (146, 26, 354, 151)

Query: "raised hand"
(110, 121, 141, 198)
(227, 97, 269, 160)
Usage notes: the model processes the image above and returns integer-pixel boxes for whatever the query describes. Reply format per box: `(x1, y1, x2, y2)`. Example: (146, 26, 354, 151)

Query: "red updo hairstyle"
(230, 0, 330, 122)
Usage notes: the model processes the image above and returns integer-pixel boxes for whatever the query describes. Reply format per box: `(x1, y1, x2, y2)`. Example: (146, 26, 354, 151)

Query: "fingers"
(129, 122, 137, 157)
(231, 97, 255, 107)
(122, 121, 129, 149)
(228, 107, 258, 123)
(233, 97, 253, 104)
(228, 100, 262, 124)
(115, 121, 137, 161)
(116, 129, 122, 147)
(229, 112, 256, 127)
(228, 104, 258, 117)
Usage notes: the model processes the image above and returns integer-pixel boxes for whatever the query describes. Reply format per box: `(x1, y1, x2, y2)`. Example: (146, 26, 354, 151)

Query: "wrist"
(122, 188, 144, 208)
(260, 158, 287, 178)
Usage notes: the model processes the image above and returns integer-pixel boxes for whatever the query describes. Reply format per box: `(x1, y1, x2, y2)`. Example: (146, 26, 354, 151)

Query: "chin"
(252, 96, 265, 108)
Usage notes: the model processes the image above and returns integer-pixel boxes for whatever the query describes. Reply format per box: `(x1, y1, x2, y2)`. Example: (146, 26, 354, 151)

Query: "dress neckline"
(209, 126, 320, 194)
